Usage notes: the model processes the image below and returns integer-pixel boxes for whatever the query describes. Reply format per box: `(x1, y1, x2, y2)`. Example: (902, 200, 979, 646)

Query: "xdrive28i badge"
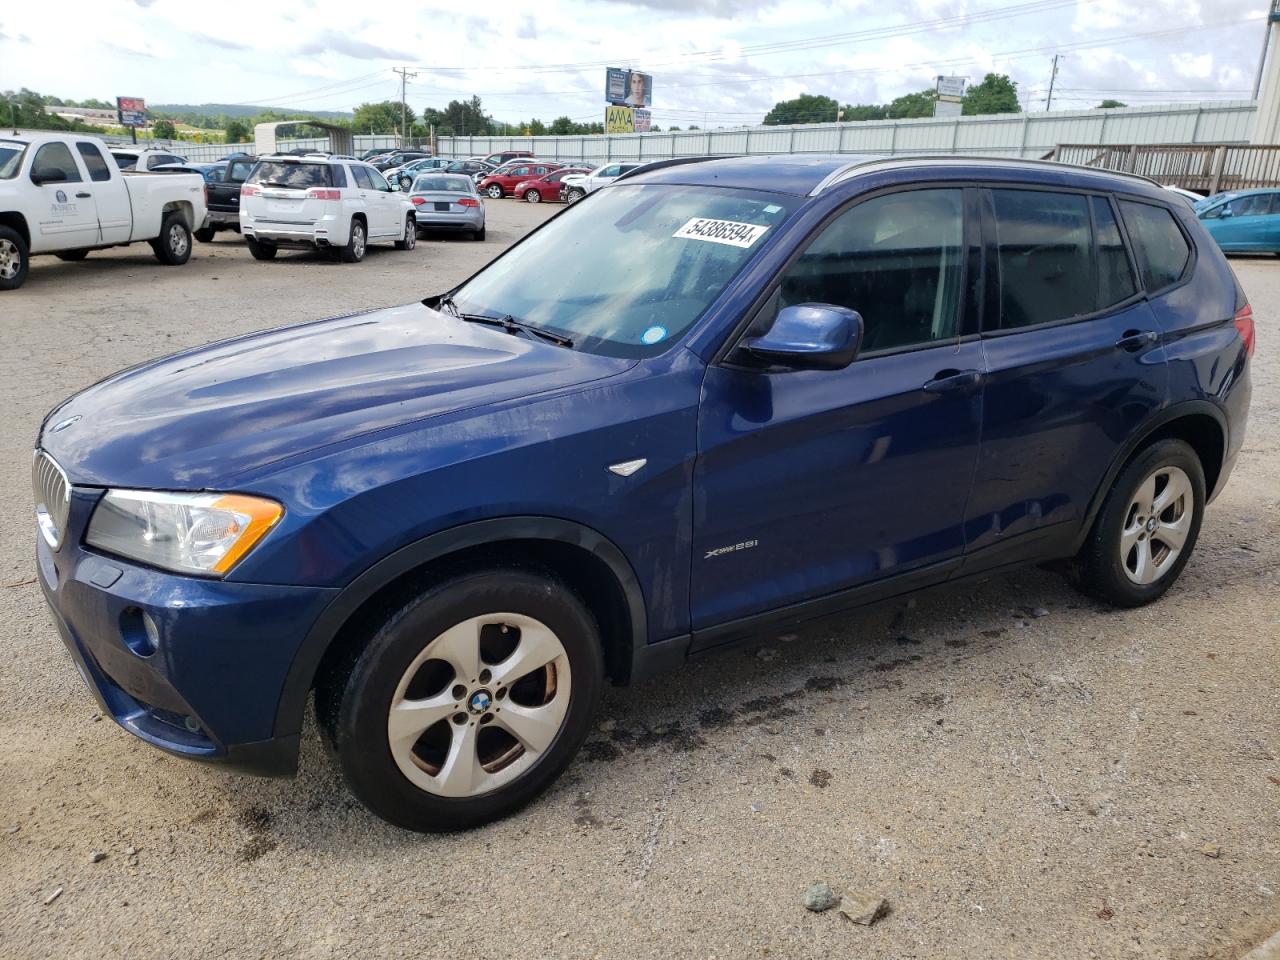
(704, 539, 759, 560)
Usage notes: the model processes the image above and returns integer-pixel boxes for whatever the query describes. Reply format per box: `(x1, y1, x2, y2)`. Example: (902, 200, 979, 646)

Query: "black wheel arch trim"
(271, 516, 649, 743)
(1070, 398, 1228, 554)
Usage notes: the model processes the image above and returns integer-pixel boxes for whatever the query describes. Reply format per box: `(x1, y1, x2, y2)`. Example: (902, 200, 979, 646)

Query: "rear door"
(27, 141, 99, 251)
(363, 166, 400, 237)
(75, 141, 129, 243)
(965, 187, 1168, 569)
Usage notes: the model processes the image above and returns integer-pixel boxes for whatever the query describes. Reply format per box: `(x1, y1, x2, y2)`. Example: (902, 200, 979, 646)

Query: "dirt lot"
(1, 199, 1277, 960)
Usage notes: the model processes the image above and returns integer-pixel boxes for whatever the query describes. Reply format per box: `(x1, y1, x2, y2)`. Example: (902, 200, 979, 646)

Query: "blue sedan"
(1195, 188, 1280, 252)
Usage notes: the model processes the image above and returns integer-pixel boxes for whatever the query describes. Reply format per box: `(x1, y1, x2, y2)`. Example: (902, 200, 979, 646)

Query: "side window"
(330, 164, 348, 188)
(1092, 196, 1137, 310)
(111, 152, 136, 170)
(204, 166, 225, 183)
(229, 160, 254, 182)
(367, 168, 391, 191)
(600, 165, 620, 177)
(32, 142, 83, 183)
(75, 142, 112, 182)
(778, 188, 965, 353)
(511, 166, 529, 177)
(351, 165, 373, 189)
(1119, 200, 1191, 293)
(991, 189, 1094, 328)
(150, 154, 182, 168)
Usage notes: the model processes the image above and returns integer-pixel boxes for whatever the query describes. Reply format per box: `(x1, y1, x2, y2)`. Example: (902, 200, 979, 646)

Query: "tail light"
(306, 188, 341, 200)
(1234, 303, 1255, 358)
(411, 196, 426, 205)
(458, 197, 480, 207)
(240, 185, 260, 197)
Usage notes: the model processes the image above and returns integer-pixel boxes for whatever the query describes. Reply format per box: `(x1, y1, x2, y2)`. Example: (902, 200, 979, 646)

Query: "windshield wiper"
(436, 298, 574, 348)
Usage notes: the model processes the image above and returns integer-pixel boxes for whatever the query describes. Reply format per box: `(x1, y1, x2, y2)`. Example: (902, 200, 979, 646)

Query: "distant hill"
(151, 103, 354, 121)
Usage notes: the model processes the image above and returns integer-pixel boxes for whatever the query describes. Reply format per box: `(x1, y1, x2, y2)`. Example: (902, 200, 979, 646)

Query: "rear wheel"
(56, 249, 89, 262)
(151, 213, 192, 265)
(0, 226, 29, 290)
(319, 570, 604, 832)
(193, 227, 217, 243)
(525, 189, 541, 204)
(1071, 438, 1205, 608)
(473, 226, 486, 241)
(395, 215, 416, 250)
(340, 218, 367, 263)
(247, 238, 277, 260)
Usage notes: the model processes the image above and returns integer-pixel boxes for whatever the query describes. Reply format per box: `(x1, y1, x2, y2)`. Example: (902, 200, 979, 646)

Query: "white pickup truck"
(0, 131, 207, 290)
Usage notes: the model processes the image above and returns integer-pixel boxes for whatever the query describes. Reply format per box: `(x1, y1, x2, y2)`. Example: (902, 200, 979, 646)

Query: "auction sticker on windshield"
(673, 218, 770, 248)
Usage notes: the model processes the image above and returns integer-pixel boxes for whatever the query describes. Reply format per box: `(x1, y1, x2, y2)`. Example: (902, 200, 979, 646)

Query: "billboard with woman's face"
(606, 68, 652, 108)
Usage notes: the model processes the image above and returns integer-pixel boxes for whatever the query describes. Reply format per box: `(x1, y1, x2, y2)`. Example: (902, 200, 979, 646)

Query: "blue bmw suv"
(35, 155, 1253, 831)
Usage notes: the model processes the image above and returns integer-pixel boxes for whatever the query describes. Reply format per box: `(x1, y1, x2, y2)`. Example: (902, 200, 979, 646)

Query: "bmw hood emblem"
(50, 415, 81, 433)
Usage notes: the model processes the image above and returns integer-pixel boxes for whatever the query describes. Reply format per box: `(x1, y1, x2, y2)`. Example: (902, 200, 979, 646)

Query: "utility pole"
(1045, 54, 1062, 112)
(393, 66, 417, 147)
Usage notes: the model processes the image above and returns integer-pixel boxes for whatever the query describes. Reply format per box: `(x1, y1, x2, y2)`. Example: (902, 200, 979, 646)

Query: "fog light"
(119, 607, 158, 657)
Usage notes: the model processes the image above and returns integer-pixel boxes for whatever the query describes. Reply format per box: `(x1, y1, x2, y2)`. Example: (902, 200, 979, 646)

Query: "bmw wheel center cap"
(468, 690, 492, 714)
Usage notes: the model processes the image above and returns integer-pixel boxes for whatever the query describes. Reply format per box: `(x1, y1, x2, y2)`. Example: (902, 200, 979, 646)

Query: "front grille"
(33, 450, 70, 549)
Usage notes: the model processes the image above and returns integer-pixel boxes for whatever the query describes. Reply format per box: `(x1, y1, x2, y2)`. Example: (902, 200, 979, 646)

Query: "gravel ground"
(0, 200, 1277, 960)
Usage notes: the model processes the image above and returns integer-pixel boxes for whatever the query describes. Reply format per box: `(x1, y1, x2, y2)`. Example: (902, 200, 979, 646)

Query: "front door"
(691, 187, 985, 637)
(1201, 192, 1278, 251)
(27, 141, 99, 252)
(964, 189, 1169, 568)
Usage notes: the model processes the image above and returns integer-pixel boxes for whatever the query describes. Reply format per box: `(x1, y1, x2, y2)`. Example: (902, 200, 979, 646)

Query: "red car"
(513, 167, 593, 204)
(477, 161, 564, 199)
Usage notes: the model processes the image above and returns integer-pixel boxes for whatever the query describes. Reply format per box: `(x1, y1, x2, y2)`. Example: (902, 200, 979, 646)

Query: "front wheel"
(565, 188, 585, 204)
(486, 184, 503, 199)
(0, 226, 29, 290)
(320, 570, 604, 832)
(395, 215, 417, 250)
(151, 213, 192, 265)
(525, 189, 541, 204)
(1071, 438, 1205, 608)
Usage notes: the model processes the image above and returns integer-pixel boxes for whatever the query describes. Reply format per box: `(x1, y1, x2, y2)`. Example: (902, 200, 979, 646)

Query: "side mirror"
(742, 303, 863, 371)
(31, 168, 68, 186)
(1220, 205, 1233, 218)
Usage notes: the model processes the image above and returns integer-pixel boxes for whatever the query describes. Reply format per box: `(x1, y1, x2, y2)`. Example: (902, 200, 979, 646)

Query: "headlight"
(86, 490, 283, 577)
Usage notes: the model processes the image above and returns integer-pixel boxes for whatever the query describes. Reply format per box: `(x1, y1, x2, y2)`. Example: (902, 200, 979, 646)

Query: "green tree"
(528, 118, 547, 136)
(548, 115, 577, 135)
(841, 103, 889, 121)
(441, 96, 491, 136)
(1096, 99, 1127, 109)
(224, 118, 250, 143)
(353, 100, 412, 135)
(762, 93, 839, 125)
(886, 90, 936, 119)
(152, 118, 176, 139)
(963, 73, 1020, 116)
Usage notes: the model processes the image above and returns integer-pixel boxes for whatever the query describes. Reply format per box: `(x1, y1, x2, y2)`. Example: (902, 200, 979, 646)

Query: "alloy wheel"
(1120, 465, 1194, 584)
(352, 223, 366, 258)
(0, 239, 18, 280)
(386, 612, 572, 798)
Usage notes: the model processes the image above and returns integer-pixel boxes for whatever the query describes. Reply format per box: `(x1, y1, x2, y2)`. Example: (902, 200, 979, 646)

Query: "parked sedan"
(408, 173, 485, 240)
(1195, 188, 1280, 253)
(477, 161, 564, 199)
(513, 167, 592, 203)
(444, 159, 496, 181)
(387, 157, 454, 191)
(372, 150, 433, 172)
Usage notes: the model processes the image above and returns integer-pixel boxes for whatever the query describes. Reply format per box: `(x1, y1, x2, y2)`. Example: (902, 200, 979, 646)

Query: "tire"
(193, 227, 217, 243)
(151, 212, 192, 265)
(473, 226, 486, 241)
(340, 218, 367, 263)
(566, 188, 585, 204)
(395, 215, 416, 251)
(1071, 438, 1205, 608)
(525, 189, 541, 204)
(486, 184, 503, 199)
(0, 226, 29, 290)
(320, 569, 604, 832)
(56, 249, 89, 262)
(247, 239, 277, 261)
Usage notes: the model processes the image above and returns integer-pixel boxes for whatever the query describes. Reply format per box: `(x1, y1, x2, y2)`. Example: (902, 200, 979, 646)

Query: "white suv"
(560, 162, 643, 203)
(239, 155, 416, 262)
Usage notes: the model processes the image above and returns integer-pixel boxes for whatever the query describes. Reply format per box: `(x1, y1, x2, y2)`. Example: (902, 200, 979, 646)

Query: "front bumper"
(38, 488, 336, 776)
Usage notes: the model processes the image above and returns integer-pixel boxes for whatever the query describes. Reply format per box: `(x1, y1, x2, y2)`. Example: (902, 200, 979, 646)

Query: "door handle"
(923, 368, 983, 393)
(1115, 329, 1158, 351)
(75, 192, 91, 199)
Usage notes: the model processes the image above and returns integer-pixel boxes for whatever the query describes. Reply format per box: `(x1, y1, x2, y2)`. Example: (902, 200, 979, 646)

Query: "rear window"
(412, 175, 472, 193)
(0, 141, 28, 179)
(245, 161, 334, 189)
(111, 152, 138, 170)
(1119, 200, 1191, 293)
(75, 142, 113, 182)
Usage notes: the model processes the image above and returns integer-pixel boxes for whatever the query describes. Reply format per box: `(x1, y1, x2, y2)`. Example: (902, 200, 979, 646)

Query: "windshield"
(412, 175, 472, 193)
(451, 184, 799, 358)
(245, 161, 333, 188)
(0, 141, 25, 179)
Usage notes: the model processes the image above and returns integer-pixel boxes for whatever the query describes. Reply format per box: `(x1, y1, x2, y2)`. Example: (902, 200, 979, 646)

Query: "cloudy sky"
(0, 0, 1269, 127)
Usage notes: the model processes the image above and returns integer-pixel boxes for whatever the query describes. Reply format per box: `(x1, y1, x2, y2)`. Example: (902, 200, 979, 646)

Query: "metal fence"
(1053, 142, 1280, 193)
(119, 100, 1257, 165)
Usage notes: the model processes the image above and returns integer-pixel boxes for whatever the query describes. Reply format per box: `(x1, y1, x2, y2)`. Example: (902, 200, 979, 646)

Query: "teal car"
(1195, 189, 1280, 253)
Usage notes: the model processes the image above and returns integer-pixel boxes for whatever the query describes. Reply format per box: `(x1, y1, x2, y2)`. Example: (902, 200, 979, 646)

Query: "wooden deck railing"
(1052, 143, 1280, 195)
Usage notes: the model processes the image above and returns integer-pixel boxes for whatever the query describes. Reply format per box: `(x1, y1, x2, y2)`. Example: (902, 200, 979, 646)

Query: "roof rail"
(814, 153, 1165, 193)
(614, 156, 732, 183)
